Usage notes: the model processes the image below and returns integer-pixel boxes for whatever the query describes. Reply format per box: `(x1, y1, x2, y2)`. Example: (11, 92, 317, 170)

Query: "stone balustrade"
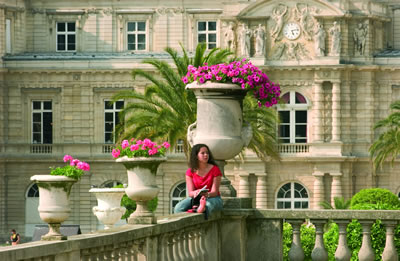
(1, 209, 400, 261)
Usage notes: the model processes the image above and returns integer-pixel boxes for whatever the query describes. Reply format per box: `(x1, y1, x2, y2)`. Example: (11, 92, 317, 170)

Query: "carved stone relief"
(354, 21, 368, 55)
(155, 7, 184, 15)
(222, 21, 236, 51)
(328, 21, 341, 56)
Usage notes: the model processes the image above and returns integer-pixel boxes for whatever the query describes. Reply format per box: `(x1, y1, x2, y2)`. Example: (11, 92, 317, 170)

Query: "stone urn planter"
(116, 156, 166, 224)
(30, 175, 77, 240)
(186, 81, 252, 196)
(89, 188, 126, 229)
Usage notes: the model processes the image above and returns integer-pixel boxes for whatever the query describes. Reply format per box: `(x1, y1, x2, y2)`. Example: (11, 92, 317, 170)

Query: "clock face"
(283, 22, 301, 40)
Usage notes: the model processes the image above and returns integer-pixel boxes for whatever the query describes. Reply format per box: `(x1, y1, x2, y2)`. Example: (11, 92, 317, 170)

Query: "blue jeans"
(174, 196, 223, 217)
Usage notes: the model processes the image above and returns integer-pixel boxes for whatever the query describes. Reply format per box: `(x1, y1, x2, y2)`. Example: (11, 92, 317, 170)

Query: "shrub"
(350, 188, 400, 210)
(114, 184, 158, 220)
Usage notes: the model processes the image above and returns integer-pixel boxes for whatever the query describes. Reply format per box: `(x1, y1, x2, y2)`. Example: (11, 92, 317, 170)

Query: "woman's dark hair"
(189, 144, 217, 172)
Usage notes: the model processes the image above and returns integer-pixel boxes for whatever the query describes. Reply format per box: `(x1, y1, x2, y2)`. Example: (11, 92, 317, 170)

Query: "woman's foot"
(197, 196, 207, 213)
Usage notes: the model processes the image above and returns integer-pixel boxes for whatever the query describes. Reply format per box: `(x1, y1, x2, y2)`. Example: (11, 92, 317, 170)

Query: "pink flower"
(112, 149, 120, 158)
(163, 142, 170, 149)
(121, 140, 129, 149)
(181, 76, 188, 84)
(148, 148, 158, 155)
(71, 159, 80, 166)
(63, 154, 73, 162)
(130, 144, 139, 151)
(77, 161, 90, 171)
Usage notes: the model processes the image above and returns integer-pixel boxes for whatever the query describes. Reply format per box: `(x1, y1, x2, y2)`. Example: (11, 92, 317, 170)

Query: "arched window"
(276, 182, 309, 209)
(170, 182, 186, 213)
(277, 91, 308, 143)
(101, 180, 123, 188)
(25, 183, 44, 237)
(27, 183, 39, 197)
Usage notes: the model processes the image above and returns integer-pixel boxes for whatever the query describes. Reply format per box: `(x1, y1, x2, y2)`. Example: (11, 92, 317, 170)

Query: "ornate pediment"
(237, 0, 345, 62)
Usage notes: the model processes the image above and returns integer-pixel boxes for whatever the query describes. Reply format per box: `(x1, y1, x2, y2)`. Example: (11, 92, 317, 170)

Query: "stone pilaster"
(238, 173, 250, 198)
(330, 172, 343, 207)
(331, 82, 341, 142)
(255, 173, 267, 209)
(313, 171, 325, 209)
(313, 82, 324, 142)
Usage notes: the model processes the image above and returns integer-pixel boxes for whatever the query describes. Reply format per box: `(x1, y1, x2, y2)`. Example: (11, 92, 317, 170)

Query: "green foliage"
(323, 223, 338, 261)
(282, 222, 315, 260)
(319, 197, 351, 210)
(50, 165, 84, 180)
(114, 184, 158, 220)
(369, 100, 400, 170)
(350, 188, 400, 210)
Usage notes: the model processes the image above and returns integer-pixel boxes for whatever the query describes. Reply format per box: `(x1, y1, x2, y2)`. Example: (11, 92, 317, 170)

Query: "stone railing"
(0, 213, 220, 261)
(278, 143, 310, 154)
(1, 209, 400, 261)
(223, 209, 400, 261)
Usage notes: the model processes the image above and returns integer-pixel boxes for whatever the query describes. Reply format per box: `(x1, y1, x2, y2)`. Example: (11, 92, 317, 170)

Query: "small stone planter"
(30, 175, 77, 241)
(89, 187, 126, 229)
(116, 156, 166, 224)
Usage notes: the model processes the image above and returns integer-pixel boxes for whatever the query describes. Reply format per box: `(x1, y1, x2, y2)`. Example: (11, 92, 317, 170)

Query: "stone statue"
(255, 24, 266, 57)
(314, 22, 326, 57)
(354, 22, 368, 55)
(329, 21, 341, 56)
(239, 24, 252, 57)
(223, 22, 236, 50)
(270, 5, 287, 41)
(295, 3, 314, 41)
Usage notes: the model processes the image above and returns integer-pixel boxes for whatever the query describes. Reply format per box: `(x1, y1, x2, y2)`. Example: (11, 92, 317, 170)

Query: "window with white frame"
(6, 19, 11, 53)
(276, 182, 309, 209)
(197, 21, 217, 49)
(171, 182, 186, 213)
(277, 91, 308, 143)
(127, 21, 146, 51)
(56, 22, 76, 51)
(32, 101, 53, 144)
(104, 100, 124, 144)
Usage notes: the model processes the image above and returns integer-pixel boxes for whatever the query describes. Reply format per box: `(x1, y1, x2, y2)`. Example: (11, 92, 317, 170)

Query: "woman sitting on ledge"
(174, 144, 223, 217)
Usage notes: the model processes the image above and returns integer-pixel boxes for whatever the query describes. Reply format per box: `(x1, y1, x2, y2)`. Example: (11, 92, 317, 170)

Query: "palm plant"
(369, 101, 400, 170)
(112, 43, 280, 160)
(319, 197, 351, 210)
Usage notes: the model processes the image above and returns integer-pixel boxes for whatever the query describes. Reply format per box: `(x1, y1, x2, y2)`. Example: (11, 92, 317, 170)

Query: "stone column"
(331, 82, 341, 142)
(313, 171, 325, 209)
(330, 172, 343, 207)
(238, 173, 250, 198)
(255, 173, 268, 209)
(313, 81, 324, 142)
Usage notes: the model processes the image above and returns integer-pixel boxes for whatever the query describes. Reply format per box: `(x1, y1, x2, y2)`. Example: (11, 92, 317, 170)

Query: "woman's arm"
(186, 175, 200, 198)
(207, 176, 221, 198)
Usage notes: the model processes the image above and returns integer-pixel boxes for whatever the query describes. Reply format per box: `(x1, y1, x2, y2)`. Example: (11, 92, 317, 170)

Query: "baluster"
(382, 221, 399, 261)
(172, 233, 183, 261)
(334, 220, 351, 261)
(129, 241, 139, 261)
(358, 221, 375, 261)
(188, 230, 199, 260)
(159, 233, 170, 261)
(81, 249, 91, 261)
(118, 242, 128, 261)
(166, 234, 175, 261)
(288, 220, 305, 261)
(311, 220, 328, 261)
(178, 232, 187, 260)
(183, 232, 191, 260)
(136, 239, 146, 261)
(198, 228, 208, 261)
(104, 245, 114, 260)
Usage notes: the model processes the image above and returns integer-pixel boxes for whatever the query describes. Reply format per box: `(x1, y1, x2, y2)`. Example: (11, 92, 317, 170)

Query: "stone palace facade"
(1, 0, 400, 239)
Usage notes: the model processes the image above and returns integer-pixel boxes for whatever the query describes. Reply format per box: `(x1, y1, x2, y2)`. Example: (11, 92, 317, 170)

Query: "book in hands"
(193, 185, 209, 204)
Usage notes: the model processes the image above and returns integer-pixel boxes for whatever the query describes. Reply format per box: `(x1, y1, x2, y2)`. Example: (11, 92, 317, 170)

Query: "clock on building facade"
(283, 22, 301, 40)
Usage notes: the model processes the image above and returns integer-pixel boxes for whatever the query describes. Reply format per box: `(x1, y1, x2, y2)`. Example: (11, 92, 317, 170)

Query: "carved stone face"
(283, 22, 301, 40)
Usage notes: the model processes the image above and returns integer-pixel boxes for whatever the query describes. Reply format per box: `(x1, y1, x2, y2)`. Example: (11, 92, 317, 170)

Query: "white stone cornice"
(185, 8, 223, 14)
(115, 9, 155, 14)
(45, 9, 86, 15)
(156, 7, 185, 15)
(0, 4, 25, 12)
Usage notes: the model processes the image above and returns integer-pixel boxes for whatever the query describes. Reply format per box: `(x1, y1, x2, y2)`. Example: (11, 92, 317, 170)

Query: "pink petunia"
(162, 142, 170, 149)
(121, 140, 129, 149)
(112, 149, 120, 158)
(148, 148, 158, 155)
(71, 159, 80, 166)
(130, 144, 139, 151)
(63, 154, 73, 163)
